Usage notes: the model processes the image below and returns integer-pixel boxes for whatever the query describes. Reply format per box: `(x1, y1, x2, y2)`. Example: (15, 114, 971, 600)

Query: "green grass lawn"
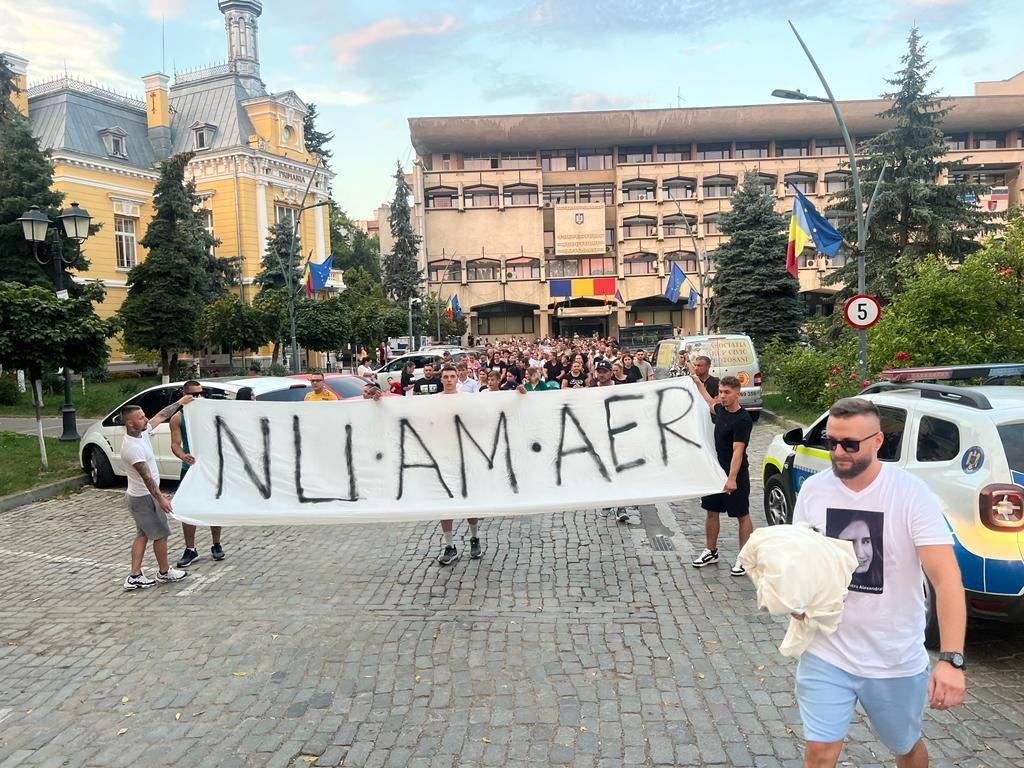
(0, 376, 160, 419)
(0, 432, 85, 496)
(762, 393, 823, 427)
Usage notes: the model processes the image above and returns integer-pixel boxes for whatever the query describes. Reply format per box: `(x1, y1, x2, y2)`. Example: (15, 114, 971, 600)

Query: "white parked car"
(372, 350, 472, 390)
(761, 364, 1024, 646)
(79, 376, 311, 487)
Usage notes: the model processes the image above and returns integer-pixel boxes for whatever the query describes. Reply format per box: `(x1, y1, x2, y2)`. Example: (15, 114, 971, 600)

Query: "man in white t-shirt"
(119, 394, 194, 591)
(436, 366, 481, 564)
(791, 397, 965, 768)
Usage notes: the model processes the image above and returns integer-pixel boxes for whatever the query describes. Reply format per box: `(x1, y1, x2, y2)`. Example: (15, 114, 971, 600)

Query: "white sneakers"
(123, 567, 188, 591)
(691, 549, 747, 577)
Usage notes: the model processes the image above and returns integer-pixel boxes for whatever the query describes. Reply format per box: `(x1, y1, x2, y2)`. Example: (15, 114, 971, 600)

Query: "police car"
(761, 364, 1024, 646)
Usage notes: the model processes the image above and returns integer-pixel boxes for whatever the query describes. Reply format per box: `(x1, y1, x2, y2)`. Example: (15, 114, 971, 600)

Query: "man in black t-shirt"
(693, 355, 719, 399)
(413, 364, 442, 395)
(690, 372, 753, 576)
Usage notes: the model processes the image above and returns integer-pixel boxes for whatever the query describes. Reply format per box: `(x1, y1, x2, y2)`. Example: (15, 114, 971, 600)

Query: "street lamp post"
(16, 202, 92, 441)
(268, 155, 327, 374)
(408, 296, 421, 352)
(772, 21, 886, 374)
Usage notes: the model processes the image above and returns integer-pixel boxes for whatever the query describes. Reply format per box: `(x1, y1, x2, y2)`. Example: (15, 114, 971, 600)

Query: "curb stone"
(759, 408, 806, 431)
(0, 474, 90, 515)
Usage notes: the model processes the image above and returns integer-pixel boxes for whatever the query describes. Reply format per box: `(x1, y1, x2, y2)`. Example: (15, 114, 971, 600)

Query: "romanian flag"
(302, 262, 313, 297)
(548, 277, 617, 297)
(445, 296, 454, 320)
(786, 188, 843, 278)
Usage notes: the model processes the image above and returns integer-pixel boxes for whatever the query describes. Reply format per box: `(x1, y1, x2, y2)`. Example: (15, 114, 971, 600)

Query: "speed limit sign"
(843, 294, 882, 329)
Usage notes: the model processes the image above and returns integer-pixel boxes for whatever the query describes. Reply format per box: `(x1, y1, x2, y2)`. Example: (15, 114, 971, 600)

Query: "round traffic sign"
(843, 294, 882, 329)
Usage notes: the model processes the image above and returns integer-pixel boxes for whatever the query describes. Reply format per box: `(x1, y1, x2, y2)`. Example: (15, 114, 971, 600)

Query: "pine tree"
(827, 27, 993, 302)
(303, 103, 333, 166)
(710, 171, 803, 346)
(118, 153, 215, 378)
(0, 57, 83, 289)
(253, 220, 303, 293)
(382, 162, 423, 303)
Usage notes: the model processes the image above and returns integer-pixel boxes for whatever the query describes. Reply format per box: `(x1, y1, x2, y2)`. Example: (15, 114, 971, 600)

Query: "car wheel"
(923, 578, 940, 650)
(763, 474, 792, 526)
(750, 410, 761, 423)
(87, 447, 116, 488)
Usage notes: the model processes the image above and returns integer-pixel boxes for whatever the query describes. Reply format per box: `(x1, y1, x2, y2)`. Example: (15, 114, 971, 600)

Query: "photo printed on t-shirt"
(826, 508, 884, 594)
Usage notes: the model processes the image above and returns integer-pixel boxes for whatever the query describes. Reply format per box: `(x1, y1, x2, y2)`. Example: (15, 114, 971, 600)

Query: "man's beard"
(831, 453, 873, 479)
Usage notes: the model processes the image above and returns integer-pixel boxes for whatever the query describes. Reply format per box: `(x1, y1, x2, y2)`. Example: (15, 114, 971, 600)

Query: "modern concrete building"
(408, 72, 1024, 341)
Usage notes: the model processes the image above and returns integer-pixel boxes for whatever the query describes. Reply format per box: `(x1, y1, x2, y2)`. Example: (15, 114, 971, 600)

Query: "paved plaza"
(0, 425, 1022, 768)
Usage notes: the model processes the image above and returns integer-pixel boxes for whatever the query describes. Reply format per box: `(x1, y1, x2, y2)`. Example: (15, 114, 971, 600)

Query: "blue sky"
(4, 0, 1023, 218)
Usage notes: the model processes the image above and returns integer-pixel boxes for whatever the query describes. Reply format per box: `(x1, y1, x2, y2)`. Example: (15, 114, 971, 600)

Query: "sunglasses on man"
(822, 432, 880, 453)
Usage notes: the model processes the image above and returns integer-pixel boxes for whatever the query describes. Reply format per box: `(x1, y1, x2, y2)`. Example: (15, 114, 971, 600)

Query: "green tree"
(295, 296, 349, 354)
(303, 102, 333, 166)
(710, 171, 803, 346)
(0, 281, 115, 466)
(0, 58, 85, 289)
(195, 294, 271, 364)
(986, 206, 1024, 310)
(867, 250, 1024, 369)
(419, 292, 468, 340)
(254, 220, 302, 293)
(827, 27, 993, 302)
(252, 288, 290, 364)
(118, 153, 216, 380)
(382, 162, 422, 302)
(338, 267, 405, 347)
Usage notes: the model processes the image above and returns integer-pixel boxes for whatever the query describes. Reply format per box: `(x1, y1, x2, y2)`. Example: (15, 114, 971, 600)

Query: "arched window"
(665, 251, 698, 273)
(823, 172, 850, 193)
(464, 185, 498, 208)
(622, 252, 657, 276)
(428, 260, 462, 282)
(503, 184, 538, 206)
(663, 177, 696, 200)
(425, 186, 458, 209)
(467, 259, 501, 281)
(702, 175, 735, 198)
(506, 257, 540, 280)
(702, 214, 721, 236)
(621, 178, 656, 201)
(784, 173, 816, 195)
(662, 213, 695, 237)
(622, 216, 657, 239)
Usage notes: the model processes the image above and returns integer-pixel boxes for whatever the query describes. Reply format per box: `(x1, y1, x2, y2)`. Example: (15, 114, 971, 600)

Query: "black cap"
(596, 360, 612, 372)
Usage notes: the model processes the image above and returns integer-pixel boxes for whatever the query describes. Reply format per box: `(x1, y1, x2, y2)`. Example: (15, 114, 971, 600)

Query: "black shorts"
(701, 470, 750, 518)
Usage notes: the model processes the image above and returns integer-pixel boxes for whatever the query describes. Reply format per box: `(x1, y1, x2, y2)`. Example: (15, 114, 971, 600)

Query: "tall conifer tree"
(382, 162, 422, 303)
(119, 153, 216, 377)
(827, 27, 993, 301)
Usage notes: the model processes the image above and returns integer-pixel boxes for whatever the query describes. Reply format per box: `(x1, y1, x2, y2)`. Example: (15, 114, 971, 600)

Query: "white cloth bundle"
(738, 523, 857, 658)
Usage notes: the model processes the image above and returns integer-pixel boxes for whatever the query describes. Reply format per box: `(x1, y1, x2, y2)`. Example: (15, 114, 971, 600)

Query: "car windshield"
(327, 378, 366, 398)
(997, 423, 1024, 474)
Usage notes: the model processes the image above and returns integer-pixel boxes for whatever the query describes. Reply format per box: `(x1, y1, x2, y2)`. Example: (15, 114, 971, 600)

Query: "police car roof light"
(879, 363, 1024, 384)
(859, 381, 993, 411)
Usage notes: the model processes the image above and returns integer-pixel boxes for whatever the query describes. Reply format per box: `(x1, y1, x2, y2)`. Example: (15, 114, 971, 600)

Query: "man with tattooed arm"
(119, 393, 194, 591)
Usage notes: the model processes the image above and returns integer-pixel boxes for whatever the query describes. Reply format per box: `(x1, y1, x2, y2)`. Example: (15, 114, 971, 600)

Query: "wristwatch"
(938, 651, 966, 670)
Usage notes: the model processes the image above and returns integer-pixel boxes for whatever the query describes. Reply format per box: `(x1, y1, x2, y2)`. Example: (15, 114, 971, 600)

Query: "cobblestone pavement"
(1, 424, 1022, 768)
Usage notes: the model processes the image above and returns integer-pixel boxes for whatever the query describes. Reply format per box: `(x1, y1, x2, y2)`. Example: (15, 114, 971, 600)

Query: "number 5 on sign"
(843, 294, 881, 330)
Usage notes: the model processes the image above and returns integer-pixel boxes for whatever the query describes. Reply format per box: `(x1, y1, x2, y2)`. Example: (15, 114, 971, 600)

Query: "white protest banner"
(172, 378, 727, 526)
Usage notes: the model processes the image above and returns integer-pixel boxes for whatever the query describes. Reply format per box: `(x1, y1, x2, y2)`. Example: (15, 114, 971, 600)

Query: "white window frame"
(115, 215, 137, 270)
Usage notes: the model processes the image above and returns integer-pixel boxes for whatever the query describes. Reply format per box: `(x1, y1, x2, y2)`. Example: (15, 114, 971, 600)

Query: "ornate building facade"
(5, 0, 336, 366)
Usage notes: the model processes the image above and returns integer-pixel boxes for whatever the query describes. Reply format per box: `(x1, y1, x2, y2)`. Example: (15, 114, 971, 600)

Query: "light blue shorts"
(795, 652, 928, 756)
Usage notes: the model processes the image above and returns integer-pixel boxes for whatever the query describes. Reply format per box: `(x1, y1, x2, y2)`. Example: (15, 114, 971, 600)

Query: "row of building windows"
(433, 132, 1024, 172)
(426, 172, 854, 209)
(427, 249, 850, 283)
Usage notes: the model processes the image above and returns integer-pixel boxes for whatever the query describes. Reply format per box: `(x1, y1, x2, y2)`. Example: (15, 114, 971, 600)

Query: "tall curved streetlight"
(772, 21, 886, 375)
(16, 202, 93, 441)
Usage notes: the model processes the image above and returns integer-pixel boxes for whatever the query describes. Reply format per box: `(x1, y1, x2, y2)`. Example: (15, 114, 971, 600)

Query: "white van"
(652, 334, 763, 420)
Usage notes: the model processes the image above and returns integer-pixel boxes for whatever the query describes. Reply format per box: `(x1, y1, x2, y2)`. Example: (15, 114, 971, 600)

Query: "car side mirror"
(782, 427, 804, 446)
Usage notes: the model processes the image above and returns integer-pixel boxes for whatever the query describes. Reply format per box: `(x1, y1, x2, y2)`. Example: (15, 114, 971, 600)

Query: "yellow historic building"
(4, 0, 335, 368)
(408, 72, 1024, 341)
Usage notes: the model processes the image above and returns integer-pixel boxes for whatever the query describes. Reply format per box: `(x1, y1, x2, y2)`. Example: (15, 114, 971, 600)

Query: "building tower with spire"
(218, 0, 264, 96)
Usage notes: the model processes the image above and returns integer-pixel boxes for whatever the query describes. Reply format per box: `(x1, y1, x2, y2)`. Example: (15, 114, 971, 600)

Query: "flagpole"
(673, 200, 706, 334)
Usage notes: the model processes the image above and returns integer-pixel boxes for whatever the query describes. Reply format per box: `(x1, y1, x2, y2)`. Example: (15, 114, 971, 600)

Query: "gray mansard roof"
(29, 81, 157, 170)
(166, 74, 258, 155)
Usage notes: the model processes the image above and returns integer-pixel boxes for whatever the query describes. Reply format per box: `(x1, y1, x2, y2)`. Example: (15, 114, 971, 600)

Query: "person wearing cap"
(590, 359, 618, 387)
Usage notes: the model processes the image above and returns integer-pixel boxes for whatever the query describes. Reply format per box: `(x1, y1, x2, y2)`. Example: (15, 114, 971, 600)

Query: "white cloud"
(3, 1, 139, 95)
(268, 80, 374, 108)
(332, 15, 458, 66)
(566, 92, 639, 111)
(144, 0, 189, 19)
